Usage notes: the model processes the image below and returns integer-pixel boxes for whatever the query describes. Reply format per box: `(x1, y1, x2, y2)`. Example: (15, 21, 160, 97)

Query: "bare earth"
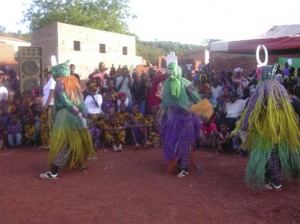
(0, 147, 299, 224)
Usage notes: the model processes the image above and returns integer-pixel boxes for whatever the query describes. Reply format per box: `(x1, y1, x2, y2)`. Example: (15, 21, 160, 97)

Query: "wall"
(0, 36, 31, 73)
(32, 22, 142, 79)
(211, 52, 300, 76)
(31, 23, 59, 71)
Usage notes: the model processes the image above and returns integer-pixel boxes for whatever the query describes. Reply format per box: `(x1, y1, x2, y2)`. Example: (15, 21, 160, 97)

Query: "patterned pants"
(51, 146, 70, 168)
(265, 147, 282, 186)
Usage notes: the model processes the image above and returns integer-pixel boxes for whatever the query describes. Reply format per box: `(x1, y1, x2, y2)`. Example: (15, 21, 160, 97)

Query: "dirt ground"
(0, 147, 300, 224)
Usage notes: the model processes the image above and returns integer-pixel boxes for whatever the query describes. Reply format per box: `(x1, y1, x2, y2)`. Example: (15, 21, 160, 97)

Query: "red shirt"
(201, 123, 217, 137)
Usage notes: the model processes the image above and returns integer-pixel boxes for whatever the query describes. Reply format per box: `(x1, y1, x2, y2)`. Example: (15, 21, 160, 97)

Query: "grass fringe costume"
(236, 64, 300, 188)
(161, 53, 202, 178)
(40, 61, 94, 179)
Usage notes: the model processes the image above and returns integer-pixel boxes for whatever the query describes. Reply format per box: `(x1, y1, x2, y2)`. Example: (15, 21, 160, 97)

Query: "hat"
(118, 92, 126, 99)
(32, 88, 40, 96)
(234, 68, 243, 73)
(50, 60, 70, 79)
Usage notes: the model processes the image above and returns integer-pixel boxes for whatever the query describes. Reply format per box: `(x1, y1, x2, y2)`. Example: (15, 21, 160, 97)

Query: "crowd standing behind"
(1, 62, 300, 155)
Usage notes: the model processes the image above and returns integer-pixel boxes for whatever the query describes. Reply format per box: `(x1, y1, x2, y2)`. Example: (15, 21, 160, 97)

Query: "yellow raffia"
(56, 76, 82, 105)
(237, 83, 300, 152)
(190, 98, 214, 119)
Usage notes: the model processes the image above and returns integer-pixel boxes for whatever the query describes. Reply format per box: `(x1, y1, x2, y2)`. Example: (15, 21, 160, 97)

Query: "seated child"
(102, 114, 125, 152)
(7, 114, 23, 147)
(23, 115, 39, 147)
(145, 105, 159, 133)
(216, 123, 231, 155)
(148, 120, 161, 148)
(131, 104, 152, 147)
(198, 116, 218, 149)
(88, 120, 102, 150)
(117, 103, 129, 126)
(125, 113, 147, 149)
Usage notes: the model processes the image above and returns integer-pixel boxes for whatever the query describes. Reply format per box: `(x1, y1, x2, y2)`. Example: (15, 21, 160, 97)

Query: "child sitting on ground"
(88, 120, 102, 150)
(102, 114, 126, 152)
(131, 104, 151, 147)
(7, 114, 23, 148)
(216, 123, 231, 155)
(23, 114, 37, 147)
(148, 120, 161, 148)
(117, 103, 129, 126)
(125, 113, 147, 149)
(198, 116, 218, 150)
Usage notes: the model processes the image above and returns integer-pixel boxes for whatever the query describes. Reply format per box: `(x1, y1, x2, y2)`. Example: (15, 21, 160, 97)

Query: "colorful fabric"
(265, 147, 283, 186)
(103, 124, 125, 146)
(161, 105, 201, 171)
(117, 112, 129, 126)
(162, 78, 200, 110)
(40, 107, 53, 147)
(133, 112, 145, 125)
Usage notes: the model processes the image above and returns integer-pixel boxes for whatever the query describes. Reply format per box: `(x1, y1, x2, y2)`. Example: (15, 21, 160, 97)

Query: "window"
(74, 41, 81, 51)
(122, 46, 128, 55)
(99, 44, 106, 53)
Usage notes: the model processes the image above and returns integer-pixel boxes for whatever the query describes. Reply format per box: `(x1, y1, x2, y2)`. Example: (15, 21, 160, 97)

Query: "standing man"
(90, 62, 108, 89)
(40, 67, 56, 148)
(70, 64, 80, 82)
(116, 65, 133, 104)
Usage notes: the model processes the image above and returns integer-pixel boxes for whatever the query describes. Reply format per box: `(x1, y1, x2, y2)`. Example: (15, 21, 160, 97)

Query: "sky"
(1, 0, 299, 45)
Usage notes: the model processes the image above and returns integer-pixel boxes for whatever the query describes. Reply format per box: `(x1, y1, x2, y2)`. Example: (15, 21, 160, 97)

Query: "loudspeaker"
(18, 47, 43, 96)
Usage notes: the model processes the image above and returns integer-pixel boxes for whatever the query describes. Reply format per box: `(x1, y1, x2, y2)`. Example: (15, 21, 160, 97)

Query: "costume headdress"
(166, 52, 181, 98)
(50, 59, 70, 79)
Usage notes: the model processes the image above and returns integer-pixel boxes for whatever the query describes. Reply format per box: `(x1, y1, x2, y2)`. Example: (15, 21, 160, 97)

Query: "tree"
(136, 40, 205, 65)
(22, 0, 135, 34)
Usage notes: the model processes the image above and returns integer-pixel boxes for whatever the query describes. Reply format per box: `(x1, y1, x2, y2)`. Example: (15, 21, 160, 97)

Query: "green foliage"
(136, 40, 205, 65)
(22, 0, 135, 34)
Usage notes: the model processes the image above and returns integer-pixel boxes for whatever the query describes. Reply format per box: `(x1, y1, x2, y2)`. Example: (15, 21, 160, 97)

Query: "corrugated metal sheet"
(259, 25, 300, 38)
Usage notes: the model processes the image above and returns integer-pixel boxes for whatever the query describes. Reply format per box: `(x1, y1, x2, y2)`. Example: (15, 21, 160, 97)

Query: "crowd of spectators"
(1, 61, 300, 156)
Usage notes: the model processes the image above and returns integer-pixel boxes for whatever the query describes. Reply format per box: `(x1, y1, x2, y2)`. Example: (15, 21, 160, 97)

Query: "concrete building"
(31, 22, 142, 79)
(0, 35, 30, 71)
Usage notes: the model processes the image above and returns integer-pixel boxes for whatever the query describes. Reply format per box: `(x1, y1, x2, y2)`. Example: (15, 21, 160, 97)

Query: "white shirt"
(226, 99, 246, 118)
(211, 85, 223, 100)
(42, 77, 56, 106)
(186, 63, 192, 71)
(85, 94, 103, 114)
(0, 86, 8, 102)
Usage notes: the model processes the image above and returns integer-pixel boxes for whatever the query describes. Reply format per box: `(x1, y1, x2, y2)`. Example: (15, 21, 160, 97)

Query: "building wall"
(31, 23, 59, 70)
(31, 22, 142, 79)
(0, 36, 31, 73)
(158, 50, 207, 73)
(211, 52, 300, 76)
